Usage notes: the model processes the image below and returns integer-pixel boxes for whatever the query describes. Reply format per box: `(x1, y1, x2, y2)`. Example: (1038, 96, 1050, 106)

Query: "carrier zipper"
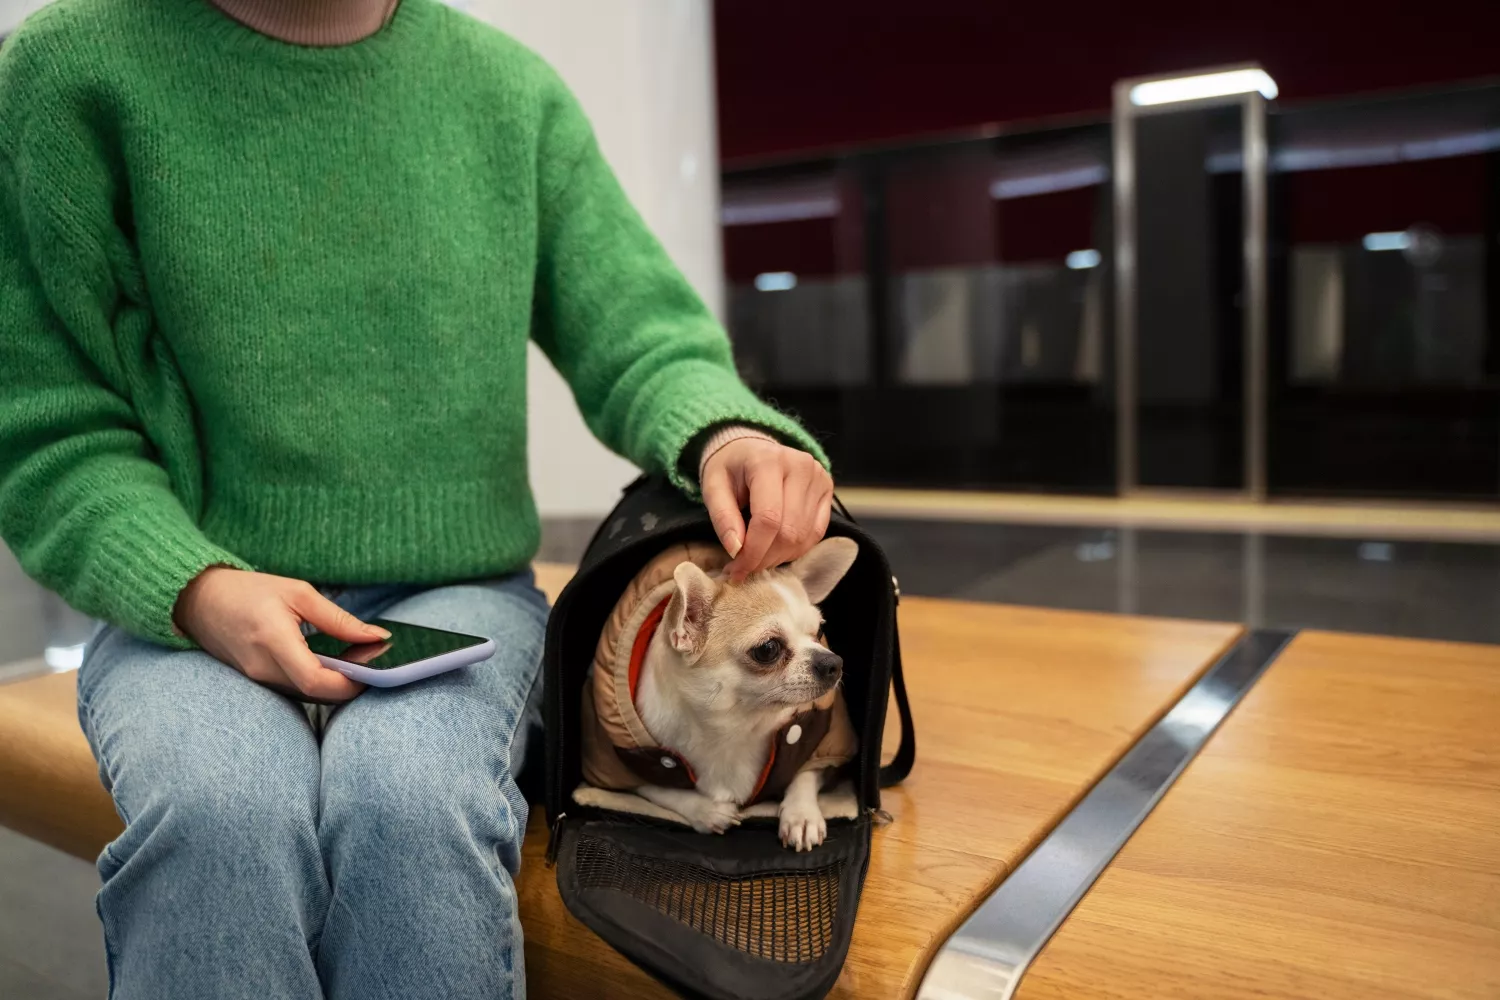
(545, 812, 568, 867)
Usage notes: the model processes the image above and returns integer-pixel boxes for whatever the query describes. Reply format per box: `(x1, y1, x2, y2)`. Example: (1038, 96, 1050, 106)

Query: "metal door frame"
(1113, 65, 1272, 500)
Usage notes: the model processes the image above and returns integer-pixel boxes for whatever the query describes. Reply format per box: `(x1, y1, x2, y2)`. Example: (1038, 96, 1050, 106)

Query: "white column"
(459, 0, 725, 517)
(0, 0, 51, 34)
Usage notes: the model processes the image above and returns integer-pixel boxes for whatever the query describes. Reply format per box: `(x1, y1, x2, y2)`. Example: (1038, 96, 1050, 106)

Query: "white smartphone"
(307, 619, 496, 687)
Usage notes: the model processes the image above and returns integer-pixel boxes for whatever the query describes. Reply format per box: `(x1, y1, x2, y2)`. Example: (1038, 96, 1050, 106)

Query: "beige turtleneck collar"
(210, 0, 402, 47)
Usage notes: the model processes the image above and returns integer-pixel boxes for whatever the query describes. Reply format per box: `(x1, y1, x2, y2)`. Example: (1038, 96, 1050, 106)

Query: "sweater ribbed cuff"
(82, 504, 253, 649)
(644, 366, 830, 500)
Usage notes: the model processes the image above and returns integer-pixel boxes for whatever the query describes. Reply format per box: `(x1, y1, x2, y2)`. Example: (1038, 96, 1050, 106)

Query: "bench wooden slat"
(1017, 630, 1500, 1000)
(0, 669, 122, 860)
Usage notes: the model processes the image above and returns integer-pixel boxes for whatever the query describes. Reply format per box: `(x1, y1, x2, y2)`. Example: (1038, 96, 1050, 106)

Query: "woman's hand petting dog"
(702, 438, 834, 582)
(174, 567, 389, 704)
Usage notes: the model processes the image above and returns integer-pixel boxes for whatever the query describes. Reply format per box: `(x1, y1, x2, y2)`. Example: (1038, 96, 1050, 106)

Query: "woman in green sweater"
(0, 0, 834, 996)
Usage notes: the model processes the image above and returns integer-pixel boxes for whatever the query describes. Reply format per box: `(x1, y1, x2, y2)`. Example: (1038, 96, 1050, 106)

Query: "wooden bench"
(0, 566, 1241, 997)
(0, 563, 576, 859)
(1017, 630, 1500, 1000)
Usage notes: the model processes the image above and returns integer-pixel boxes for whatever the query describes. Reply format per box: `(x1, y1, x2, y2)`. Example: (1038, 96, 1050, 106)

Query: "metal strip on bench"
(915, 627, 1296, 1000)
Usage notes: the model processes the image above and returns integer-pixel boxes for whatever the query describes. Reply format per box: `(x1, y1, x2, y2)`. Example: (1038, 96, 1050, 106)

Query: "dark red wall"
(1286, 158, 1488, 244)
(714, 0, 1500, 165)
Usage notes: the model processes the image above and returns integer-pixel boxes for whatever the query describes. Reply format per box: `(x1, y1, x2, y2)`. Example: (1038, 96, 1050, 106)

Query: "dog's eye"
(749, 639, 784, 665)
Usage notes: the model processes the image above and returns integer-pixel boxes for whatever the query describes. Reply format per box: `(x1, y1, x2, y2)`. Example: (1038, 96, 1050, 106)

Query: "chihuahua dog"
(582, 536, 859, 851)
(640, 536, 859, 850)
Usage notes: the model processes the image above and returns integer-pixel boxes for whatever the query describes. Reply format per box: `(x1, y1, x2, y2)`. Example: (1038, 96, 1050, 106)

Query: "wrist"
(172, 564, 238, 639)
(697, 424, 779, 481)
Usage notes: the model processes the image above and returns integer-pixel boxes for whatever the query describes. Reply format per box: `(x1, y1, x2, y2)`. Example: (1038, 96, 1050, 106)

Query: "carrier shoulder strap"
(878, 613, 916, 787)
(828, 495, 915, 789)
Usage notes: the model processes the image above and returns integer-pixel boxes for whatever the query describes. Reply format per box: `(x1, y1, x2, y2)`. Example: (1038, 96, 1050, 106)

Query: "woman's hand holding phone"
(174, 568, 389, 704)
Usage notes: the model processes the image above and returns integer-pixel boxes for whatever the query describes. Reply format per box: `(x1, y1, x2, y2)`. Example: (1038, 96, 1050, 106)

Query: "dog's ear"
(665, 561, 718, 658)
(787, 537, 859, 604)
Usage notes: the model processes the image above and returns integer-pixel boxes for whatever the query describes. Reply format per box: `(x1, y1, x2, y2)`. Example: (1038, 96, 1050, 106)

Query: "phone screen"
(305, 619, 489, 670)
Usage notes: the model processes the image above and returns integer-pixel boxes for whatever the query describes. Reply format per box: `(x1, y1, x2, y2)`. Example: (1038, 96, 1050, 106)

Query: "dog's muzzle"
(811, 649, 843, 686)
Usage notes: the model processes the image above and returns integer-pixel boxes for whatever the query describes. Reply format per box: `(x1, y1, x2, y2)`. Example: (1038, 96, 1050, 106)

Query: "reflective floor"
(861, 520, 1500, 645)
(0, 828, 107, 1000)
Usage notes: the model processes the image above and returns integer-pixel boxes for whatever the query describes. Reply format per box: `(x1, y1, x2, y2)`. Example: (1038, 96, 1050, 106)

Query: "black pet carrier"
(542, 474, 914, 1000)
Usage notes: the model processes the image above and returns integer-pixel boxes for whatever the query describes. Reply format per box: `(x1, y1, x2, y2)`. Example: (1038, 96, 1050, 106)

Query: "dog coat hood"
(580, 541, 857, 806)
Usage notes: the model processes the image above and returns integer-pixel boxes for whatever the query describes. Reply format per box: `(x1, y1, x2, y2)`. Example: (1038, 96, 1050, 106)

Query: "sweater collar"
(210, 0, 402, 47)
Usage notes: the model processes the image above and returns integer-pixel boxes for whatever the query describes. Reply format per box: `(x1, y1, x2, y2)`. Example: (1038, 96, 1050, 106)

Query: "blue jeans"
(76, 573, 549, 1000)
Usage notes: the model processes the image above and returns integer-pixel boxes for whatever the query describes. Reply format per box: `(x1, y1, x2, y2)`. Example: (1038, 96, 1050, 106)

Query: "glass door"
(1114, 67, 1273, 497)
(1267, 84, 1500, 500)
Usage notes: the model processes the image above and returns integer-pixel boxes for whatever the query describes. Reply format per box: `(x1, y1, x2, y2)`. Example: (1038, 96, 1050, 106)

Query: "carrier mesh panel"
(575, 831, 845, 964)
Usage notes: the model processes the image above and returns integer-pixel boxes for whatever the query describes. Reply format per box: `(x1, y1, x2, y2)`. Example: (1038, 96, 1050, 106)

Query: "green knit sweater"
(0, 0, 822, 647)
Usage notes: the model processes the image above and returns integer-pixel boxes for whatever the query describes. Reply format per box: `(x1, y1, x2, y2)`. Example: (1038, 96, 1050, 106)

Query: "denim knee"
(77, 636, 325, 882)
(324, 743, 526, 868)
(99, 749, 325, 893)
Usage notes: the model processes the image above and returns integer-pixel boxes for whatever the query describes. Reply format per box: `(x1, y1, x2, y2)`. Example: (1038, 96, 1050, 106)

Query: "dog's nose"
(811, 650, 843, 684)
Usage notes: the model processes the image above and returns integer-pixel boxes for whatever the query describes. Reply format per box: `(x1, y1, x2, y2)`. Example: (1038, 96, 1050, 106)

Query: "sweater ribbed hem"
(200, 477, 541, 585)
(82, 505, 253, 649)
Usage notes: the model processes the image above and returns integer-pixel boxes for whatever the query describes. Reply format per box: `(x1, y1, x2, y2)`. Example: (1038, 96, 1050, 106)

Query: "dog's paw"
(779, 800, 827, 852)
(682, 797, 742, 835)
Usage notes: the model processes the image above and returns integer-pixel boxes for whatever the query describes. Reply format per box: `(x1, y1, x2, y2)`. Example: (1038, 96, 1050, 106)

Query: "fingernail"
(372, 627, 391, 639)
(725, 532, 742, 558)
